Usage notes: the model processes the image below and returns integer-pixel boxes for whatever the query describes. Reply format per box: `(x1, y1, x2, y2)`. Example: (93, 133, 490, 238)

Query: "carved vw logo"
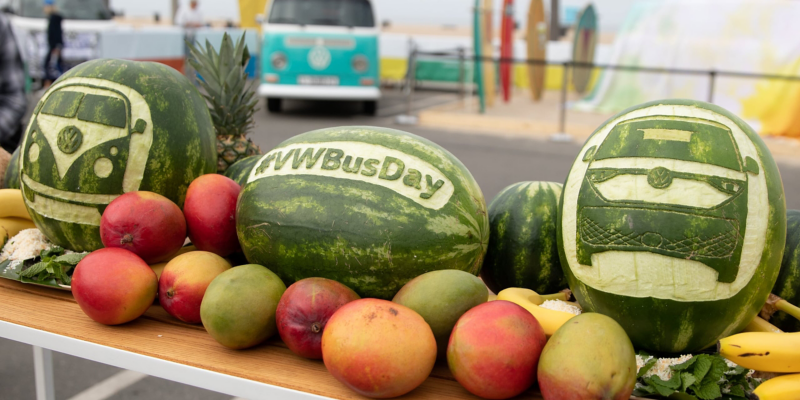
(308, 46, 331, 70)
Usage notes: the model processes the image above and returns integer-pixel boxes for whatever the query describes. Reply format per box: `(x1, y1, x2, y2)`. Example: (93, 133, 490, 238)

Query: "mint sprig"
(633, 352, 760, 400)
(18, 246, 86, 285)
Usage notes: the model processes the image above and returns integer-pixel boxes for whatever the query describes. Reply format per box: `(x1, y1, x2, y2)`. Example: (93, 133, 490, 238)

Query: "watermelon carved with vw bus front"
(19, 59, 217, 252)
(558, 99, 786, 353)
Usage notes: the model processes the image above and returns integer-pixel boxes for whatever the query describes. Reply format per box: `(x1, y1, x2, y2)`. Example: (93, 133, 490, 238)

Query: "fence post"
(558, 61, 569, 135)
(396, 43, 419, 125)
(458, 47, 466, 104)
(707, 70, 716, 103)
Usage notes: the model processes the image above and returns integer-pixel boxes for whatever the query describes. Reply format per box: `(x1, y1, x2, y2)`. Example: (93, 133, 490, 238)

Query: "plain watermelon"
(223, 155, 259, 186)
(236, 126, 489, 299)
(558, 99, 785, 353)
(772, 210, 800, 332)
(481, 181, 566, 295)
(3, 147, 19, 189)
(19, 59, 217, 252)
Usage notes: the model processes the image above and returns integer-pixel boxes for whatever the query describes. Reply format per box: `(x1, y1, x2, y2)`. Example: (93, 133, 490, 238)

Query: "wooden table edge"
(0, 319, 329, 400)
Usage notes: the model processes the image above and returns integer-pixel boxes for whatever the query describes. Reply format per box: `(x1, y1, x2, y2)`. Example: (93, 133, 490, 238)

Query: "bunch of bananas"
(496, 287, 576, 336)
(719, 330, 800, 399)
(0, 189, 35, 248)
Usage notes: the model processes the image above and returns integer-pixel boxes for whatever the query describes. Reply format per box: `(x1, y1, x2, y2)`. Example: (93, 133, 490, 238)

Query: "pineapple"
(187, 33, 261, 173)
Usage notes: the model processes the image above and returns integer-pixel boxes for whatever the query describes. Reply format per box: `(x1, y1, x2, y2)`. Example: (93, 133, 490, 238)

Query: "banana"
(0, 217, 36, 239)
(744, 316, 783, 333)
(750, 373, 800, 400)
(497, 288, 576, 336)
(718, 332, 800, 372)
(0, 189, 30, 220)
(1, 226, 7, 249)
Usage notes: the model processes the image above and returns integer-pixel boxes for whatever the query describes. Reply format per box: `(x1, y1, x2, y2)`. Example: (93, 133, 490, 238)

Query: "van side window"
(77, 94, 127, 129)
(41, 91, 85, 118)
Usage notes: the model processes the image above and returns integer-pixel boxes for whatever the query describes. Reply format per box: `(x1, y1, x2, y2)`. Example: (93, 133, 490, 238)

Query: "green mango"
(200, 264, 287, 349)
(393, 269, 488, 357)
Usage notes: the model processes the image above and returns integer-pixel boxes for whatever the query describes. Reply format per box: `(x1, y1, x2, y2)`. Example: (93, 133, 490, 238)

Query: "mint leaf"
(645, 376, 678, 397)
(728, 385, 745, 397)
(692, 355, 713, 383)
(704, 356, 728, 385)
(52, 253, 86, 266)
(40, 246, 64, 260)
(693, 379, 722, 400)
(671, 356, 699, 371)
(652, 374, 682, 390)
(681, 372, 697, 391)
(638, 358, 657, 378)
(19, 261, 49, 278)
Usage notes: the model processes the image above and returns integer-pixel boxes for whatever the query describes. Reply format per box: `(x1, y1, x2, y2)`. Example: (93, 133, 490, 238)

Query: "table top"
(0, 278, 549, 400)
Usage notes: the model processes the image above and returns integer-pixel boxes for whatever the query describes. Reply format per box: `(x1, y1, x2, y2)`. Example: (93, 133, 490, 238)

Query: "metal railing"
(400, 48, 800, 137)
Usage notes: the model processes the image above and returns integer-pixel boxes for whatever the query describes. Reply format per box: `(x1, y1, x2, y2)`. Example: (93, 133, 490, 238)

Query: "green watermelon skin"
(236, 126, 489, 299)
(772, 210, 800, 332)
(3, 147, 19, 189)
(557, 99, 786, 353)
(223, 155, 259, 186)
(481, 181, 567, 295)
(19, 59, 217, 252)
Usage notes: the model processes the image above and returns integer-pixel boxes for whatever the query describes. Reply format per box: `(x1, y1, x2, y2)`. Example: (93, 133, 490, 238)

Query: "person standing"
(43, 0, 63, 87)
(175, 1, 204, 83)
(0, 11, 28, 152)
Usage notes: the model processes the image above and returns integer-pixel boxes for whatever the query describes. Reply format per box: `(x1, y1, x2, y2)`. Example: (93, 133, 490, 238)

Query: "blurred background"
(1, 0, 800, 398)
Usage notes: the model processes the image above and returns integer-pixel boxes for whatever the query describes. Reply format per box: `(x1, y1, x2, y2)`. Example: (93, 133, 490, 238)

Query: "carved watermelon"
(19, 59, 217, 252)
(558, 99, 786, 353)
(236, 126, 489, 299)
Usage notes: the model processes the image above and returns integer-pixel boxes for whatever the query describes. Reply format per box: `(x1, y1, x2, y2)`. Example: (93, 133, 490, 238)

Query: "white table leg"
(33, 346, 55, 400)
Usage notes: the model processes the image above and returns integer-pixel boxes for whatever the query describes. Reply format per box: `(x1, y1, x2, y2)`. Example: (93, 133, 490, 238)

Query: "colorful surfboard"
(482, 0, 495, 108)
(473, 0, 486, 113)
(572, 3, 597, 95)
(526, 0, 547, 101)
(499, 0, 514, 103)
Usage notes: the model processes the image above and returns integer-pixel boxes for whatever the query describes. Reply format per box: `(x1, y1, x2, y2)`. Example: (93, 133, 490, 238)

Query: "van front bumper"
(258, 84, 380, 100)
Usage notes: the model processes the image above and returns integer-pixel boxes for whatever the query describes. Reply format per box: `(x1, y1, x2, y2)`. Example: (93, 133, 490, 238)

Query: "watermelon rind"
(18, 59, 217, 252)
(481, 181, 567, 295)
(558, 99, 786, 353)
(223, 155, 259, 186)
(3, 146, 19, 189)
(772, 210, 800, 332)
(236, 126, 489, 299)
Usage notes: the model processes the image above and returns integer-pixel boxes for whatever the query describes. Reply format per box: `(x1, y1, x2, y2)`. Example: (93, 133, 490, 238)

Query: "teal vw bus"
(259, 0, 380, 114)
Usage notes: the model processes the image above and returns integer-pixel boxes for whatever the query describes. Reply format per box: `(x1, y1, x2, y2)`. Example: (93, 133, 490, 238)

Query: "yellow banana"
(743, 316, 783, 333)
(718, 332, 800, 372)
(1, 226, 7, 249)
(0, 217, 36, 239)
(751, 373, 800, 400)
(0, 189, 30, 220)
(497, 288, 576, 336)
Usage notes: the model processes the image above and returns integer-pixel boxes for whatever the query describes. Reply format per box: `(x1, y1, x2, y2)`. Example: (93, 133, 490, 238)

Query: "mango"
(322, 299, 436, 398)
(392, 269, 487, 357)
(447, 300, 547, 399)
(537, 313, 636, 400)
(200, 264, 286, 349)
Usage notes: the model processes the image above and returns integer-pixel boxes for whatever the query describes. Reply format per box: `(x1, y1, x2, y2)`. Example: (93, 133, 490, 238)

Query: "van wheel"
(267, 98, 282, 113)
(363, 101, 377, 116)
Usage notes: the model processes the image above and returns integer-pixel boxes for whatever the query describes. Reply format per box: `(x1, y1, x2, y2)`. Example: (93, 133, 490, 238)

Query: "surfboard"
(572, 3, 597, 95)
(499, 0, 514, 103)
(473, 0, 486, 113)
(481, 0, 495, 108)
(526, 0, 546, 101)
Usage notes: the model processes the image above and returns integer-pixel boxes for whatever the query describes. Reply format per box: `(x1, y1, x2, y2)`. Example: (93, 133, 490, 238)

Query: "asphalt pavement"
(3, 89, 800, 400)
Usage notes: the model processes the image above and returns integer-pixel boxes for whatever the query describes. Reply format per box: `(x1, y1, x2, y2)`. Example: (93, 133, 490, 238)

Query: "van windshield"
(269, 0, 375, 28)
